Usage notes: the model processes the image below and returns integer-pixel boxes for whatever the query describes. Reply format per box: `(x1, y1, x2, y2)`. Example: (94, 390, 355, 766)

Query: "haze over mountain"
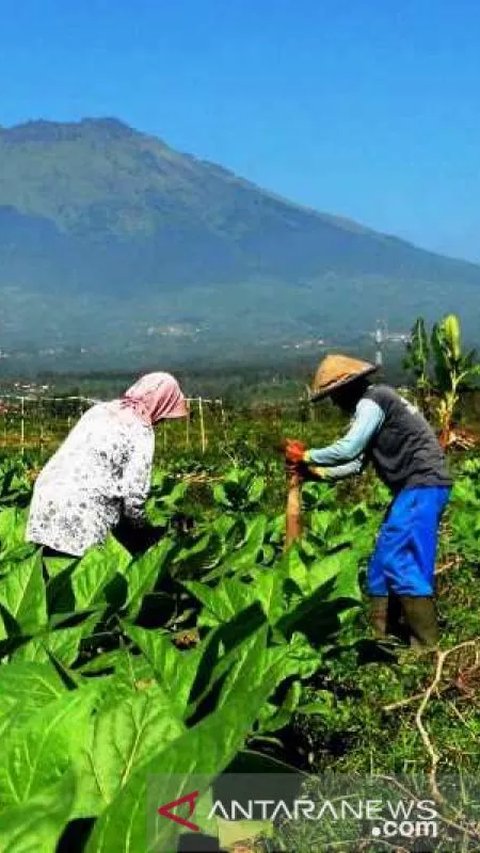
(0, 117, 479, 370)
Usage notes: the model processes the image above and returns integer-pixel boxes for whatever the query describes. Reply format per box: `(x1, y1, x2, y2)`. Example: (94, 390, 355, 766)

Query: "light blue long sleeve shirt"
(306, 398, 385, 481)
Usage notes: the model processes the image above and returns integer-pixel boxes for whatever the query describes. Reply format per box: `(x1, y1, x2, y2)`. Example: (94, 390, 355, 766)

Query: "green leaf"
(123, 623, 201, 717)
(12, 613, 99, 667)
(248, 568, 285, 624)
(121, 536, 173, 618)
(86, 681, 275, 853)
(282, 632, 322, 678)
(78, 648, 133, 675)
(162, 479, 189, 507)
(277, 544, 309, 590)
(210, 514, 238, 541)
(0, 686, 97, 807)
(189, 616, 268, 715)
(0, 770, 76, 853)
(100, 652, 158, 698)
(443, 313, 462, 361)
(213, 469, 265, 511)
(431, 316, 461, 391)
(0, 550, 46, 634)
(144, 499, 168, 527)
(184, 577, 254, 627)
(75, 684, 185, 816)
(0, 507, 28, 558)
(172, 532, 224, 577)
(246, 474, 266, 505)
(277, 552, 361, 643)
(42, 552, 77, 578)
(307, 551, 359, 598)
(0, 661, 66, 738)
(404, 317, 430, 383)
(257, 680, 302, 733)
(213, 481, 233, 509)
(310, 509, 337, 541)
(215, 625, 274, 709)
(204, 515, 267, 580)
(71, 535, 131, 610)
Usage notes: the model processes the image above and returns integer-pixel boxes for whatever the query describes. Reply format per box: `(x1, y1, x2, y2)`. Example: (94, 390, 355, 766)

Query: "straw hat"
(310, 354, 377, 401)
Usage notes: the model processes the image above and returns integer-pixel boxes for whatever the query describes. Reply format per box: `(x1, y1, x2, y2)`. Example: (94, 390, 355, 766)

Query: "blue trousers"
(367, 486, 451, 597)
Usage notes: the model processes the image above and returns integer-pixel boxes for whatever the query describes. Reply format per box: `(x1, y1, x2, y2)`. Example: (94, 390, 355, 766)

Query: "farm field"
(1, 409, 480, 851)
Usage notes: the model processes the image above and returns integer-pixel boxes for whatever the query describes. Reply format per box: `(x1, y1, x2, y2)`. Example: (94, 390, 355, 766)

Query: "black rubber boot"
(368, 596, 389, 638)
(400, 596, 439, 648)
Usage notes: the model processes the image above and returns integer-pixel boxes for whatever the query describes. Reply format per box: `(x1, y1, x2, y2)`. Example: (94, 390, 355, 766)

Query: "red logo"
(158, 790, 200, 832)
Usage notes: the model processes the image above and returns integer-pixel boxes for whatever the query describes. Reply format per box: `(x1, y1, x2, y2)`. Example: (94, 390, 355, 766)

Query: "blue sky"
(1, 0, 479, 261)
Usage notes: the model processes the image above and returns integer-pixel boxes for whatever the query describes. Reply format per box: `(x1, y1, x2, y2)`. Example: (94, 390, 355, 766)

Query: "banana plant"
(403, 317, 432, 410)
(431, 314, 480, 448)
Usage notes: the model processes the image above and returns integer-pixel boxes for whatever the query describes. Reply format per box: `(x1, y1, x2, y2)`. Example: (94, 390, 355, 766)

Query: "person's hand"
(305, 464, 327, 481)
(285, 460, 305, 485)
(284, 438, 307, 465)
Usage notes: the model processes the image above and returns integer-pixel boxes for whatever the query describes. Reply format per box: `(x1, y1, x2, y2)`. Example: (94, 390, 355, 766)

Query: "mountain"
(0, 117, 479, 369)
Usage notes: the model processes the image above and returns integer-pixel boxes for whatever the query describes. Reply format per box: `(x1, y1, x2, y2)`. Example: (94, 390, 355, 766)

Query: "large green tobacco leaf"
(78, 667, 158, 720)
(211, 513, 239, 543)
(274, 544, 309, 590)
(213, 626, 319, 717)
(0, 549, 46, 634)
(212, 616, 316, 714)
(75, 684, 185, 816)
(72, 536, 131, 608)
(49, 535, 131, 613)
(204, 515, 267, 580)
(78, 650, 158, 705)
(0, 686, 97, 808)
(172, 531, 224, 577)
(0, 661, 66, 738)
(282, 632, 322, 678)
(187, 613, 268, 718)
(0, 544, 38, 579)
(186, 548, 326, 630)
(213, 469, 266, 511)
(301, 481, 337, 511)
(184, 577, 257, 627)
(123, 623, 202, 717)
(86, 682, 274, 853)
(257, 680, 303, 734)
(0, 461, 32, 507)
(247, 568, 285, 623)
(309, 508, 339, 543)
(78, 648, 144, 676)
(214, 625, 275, 709)
(0, 770, 76, 853)
(250, 637, 322, 735)
(146, 473, 189, 524)
(12, 613, 99, 667)
(121, 536, 174, 618)
(0, 507, 28, 558)
(307, 550, 361, 601)
(186, 548, 309, 629)
(277, 552, 361, 642)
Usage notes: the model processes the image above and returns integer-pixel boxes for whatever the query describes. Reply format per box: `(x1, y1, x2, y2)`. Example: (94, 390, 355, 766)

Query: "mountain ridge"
(0, 117, 478, 369)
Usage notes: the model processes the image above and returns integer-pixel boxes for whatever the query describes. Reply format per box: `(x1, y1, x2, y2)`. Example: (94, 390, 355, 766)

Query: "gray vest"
(363, 385, 452, 493)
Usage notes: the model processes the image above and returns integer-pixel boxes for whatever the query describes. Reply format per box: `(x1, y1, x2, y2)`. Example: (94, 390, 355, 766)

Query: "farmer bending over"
(26, 372, 188, 557)
(285, 355, 451, 647)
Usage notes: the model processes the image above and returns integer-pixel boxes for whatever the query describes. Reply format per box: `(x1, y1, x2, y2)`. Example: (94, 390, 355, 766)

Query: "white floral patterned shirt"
(26, 402, 154, 556)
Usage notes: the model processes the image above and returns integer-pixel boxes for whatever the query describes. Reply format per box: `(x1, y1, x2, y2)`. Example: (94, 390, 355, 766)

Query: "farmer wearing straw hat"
(284, 354, 452, 647)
